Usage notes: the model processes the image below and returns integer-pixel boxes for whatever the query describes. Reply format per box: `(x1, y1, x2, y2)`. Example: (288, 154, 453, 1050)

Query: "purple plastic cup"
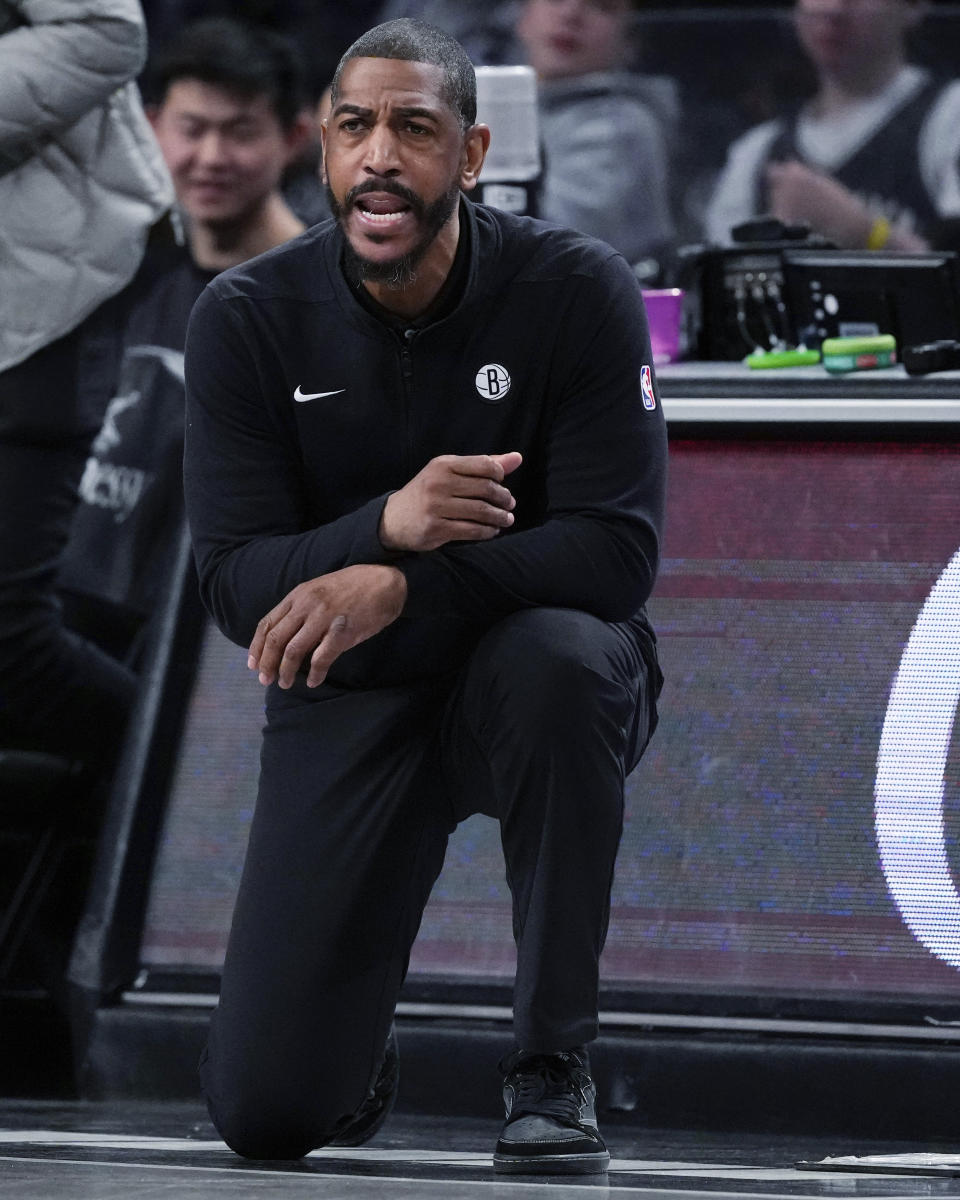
(642, 288, 685, 364)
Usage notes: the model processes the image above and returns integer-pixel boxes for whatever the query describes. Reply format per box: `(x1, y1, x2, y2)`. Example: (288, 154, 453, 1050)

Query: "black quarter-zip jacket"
(183, 199, 667, 689)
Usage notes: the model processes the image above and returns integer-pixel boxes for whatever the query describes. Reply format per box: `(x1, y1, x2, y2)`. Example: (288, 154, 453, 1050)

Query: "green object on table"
(822, 334, 897, 373)
(746, 348, 821, 369)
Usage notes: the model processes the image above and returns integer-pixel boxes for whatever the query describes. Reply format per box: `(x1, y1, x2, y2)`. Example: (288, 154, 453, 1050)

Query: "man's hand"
(248, 564, 408, 689)
(379, 451, 523, 552)
(765, 160, 927, 251)
(766, 160, 874, 247)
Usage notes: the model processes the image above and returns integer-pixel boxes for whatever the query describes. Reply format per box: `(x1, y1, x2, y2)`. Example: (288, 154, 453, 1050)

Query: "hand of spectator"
(766, 160, 876, 247)
(248, 564, 408, 689)
(379, 452, 523, 552)
(765, 160, 928, 251)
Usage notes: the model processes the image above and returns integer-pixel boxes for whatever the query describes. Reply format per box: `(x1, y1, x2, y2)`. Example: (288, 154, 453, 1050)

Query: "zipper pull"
(400, 327, 415, 380)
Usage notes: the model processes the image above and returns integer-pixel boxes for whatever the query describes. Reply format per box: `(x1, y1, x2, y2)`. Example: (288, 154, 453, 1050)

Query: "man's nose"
(196, 131, 230, 167)
(362, 123, 401, 175)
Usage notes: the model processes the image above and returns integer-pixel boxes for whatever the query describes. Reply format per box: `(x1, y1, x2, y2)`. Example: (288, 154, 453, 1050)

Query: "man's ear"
(459, 123, 491, 193)
(318, 118, 328, 184)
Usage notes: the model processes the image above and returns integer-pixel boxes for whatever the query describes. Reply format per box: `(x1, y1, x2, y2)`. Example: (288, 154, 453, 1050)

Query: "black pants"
(0, 321, 135, 763)
(201, 606, 656, 1160)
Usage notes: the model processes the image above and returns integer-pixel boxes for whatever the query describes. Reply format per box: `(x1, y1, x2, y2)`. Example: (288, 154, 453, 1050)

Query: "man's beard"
(326, 177, 461, 290)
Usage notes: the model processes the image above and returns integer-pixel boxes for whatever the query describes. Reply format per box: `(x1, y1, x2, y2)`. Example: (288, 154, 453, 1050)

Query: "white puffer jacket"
(0, 0, 173, 372)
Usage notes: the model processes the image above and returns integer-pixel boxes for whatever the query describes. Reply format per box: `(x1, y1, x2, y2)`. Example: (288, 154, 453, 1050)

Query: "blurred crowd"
(133, 0, 960, 261)
(3, 0, 960, 779)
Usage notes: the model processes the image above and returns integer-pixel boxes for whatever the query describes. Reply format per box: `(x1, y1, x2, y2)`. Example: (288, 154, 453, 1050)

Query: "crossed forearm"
(248, 450, 522, 687)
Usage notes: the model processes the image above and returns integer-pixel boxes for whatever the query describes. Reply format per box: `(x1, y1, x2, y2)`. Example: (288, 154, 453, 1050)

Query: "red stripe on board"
(665, 440, 960, 564)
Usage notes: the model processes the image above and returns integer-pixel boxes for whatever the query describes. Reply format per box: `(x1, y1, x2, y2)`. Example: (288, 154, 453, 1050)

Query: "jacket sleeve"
(398, 252, 667, 626)
(0, 0, 147, 151)
(183, 286, 396, 648)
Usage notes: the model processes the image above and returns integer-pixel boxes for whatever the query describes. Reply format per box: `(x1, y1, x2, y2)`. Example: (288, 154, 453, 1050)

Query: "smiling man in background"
(148, 17, 309, 281)
(185, 17, 666, 1176)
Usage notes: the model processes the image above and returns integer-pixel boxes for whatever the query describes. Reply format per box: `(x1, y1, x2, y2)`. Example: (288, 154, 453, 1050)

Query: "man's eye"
(340, 119, 364, 133)
(405, 122, 430, 136)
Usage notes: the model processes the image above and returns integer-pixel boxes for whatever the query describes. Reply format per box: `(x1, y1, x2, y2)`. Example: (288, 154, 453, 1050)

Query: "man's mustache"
(345, 179, 426, 220)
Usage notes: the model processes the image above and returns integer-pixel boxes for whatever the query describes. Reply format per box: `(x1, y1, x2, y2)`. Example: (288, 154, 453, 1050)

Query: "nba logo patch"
(641, 364, 657, 411)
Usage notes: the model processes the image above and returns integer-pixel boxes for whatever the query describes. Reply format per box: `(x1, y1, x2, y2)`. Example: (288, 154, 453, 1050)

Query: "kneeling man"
(184, 16, 666, 1176)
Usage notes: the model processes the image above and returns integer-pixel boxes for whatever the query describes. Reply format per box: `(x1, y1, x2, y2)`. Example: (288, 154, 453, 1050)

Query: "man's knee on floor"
(211, 1093, 344, 1161)
(203, 1052, 360, 1160)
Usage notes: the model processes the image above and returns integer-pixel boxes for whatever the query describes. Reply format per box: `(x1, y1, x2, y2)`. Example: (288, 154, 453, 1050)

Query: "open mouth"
(354, 193, 415, 228)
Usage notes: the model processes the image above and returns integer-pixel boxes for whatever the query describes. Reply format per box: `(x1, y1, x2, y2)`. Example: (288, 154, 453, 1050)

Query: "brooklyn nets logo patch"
(475, 363, 511, 404)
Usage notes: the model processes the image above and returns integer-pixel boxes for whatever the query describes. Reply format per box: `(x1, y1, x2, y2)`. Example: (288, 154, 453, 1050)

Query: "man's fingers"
(307, 613, 350, 687)
(448, 452, 522, 484)
(248, 598, 292, 670)
(447, 454, 507, 482)
(258, 614, 307, 686)
(439, 471, 516, 512)
(258, 607, 340, 689)
(445, 497, 514, 527)
(450, 482, 514, 513)
(491, 450, 523, 477)
(247, 597, 292, 676)
(471, 479, 516, 510)
(248, 566, 405, 687)
(275, 618, 324, 689)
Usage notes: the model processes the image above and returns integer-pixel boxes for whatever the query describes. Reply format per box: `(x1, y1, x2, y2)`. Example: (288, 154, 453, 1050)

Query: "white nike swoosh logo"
(294, 385, 347, 402)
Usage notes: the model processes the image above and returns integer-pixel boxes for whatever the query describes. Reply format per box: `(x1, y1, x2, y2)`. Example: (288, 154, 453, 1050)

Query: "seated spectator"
(515, 0, 676, 269)
(57, 18, 309, 675)
(704, 0, 960, 251)
(146, 17, 310, 290)
(0, 0, 172, 768)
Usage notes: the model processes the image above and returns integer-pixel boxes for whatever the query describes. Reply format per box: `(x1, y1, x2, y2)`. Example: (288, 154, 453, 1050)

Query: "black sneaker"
(493, 1047, 610, 1175)
(329, 1024, 399, 1147)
